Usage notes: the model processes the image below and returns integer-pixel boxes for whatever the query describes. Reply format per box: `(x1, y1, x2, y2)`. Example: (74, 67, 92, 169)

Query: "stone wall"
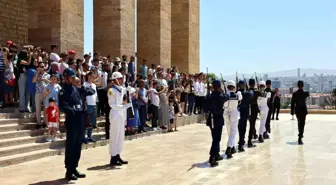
(94, 0, 135, 58)
(137, 0, 171, 68)
(0, 0, 28, 47)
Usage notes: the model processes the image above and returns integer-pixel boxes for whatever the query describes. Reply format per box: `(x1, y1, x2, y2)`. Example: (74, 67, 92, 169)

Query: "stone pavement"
(1, 114, 336, 185)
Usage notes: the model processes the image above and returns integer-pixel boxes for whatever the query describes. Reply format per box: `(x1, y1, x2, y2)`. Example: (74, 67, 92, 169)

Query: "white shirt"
(199, 82, 206, 96)
(257, 91, 271, 107)
(49, 52, 60, 62)
(224, 91, 242, 112)
(84, 82, 97, 105)
(98, 71, 108, 89)
(148, 88, 160, 107)
(149, 68, 156, 79)
(194, 81, 200, 96)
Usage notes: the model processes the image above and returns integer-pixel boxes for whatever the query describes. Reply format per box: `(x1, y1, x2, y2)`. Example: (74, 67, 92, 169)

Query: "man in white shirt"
(49, 44, 60, 62)
(198, 78, 207, 114)
(193, 76, 200, 114)
(148, 81, 160, 130)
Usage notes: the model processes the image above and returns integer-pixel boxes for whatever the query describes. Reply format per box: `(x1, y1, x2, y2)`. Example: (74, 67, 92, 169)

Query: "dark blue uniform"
(237, 81, 251, 148)
(265, 80, 275, 136)
(59, 69, 95, 179)
(248, 79, 259, 147)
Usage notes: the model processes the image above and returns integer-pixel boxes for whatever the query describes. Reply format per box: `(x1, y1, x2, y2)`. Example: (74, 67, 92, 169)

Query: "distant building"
(304, 83, 310, 91)
(263, 74, 268, 80)
(297, 68, 300, 79)
(318, 74, 324, 92)
(272, 80, 281, 88)
(302, 73, 306, 78)
(328, 80, 333, 92)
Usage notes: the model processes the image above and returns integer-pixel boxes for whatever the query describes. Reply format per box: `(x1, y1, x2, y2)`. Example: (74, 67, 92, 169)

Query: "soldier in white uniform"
(224, 80, 242, 159)
(256, 81, 271, 143)
(108, 72, 132, 166)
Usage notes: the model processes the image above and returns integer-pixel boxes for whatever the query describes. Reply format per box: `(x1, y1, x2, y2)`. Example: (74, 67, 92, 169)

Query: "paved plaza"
(1, 114, 336, 185)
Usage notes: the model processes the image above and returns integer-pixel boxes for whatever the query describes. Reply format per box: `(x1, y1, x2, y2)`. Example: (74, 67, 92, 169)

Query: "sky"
(84, 0, 336, 75)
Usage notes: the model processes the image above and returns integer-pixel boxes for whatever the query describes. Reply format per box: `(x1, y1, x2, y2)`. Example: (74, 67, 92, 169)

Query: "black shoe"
(254, 134, 258, 140)
(258, 135, 264, 143)
(215, 153, 223, 161)
(238, 145, 245, 152)
(110, 156, 122, 166)
(106, 135, 110, 140)
(73, 169, 86, 178)
(117, 154, 128, 165)
(65, 173, 77, 181)
(263, 132, 270, 139)
(225, 147, 232, 159)
(298, 138, 304, 145)
(231, 146, 236, 154)
(87, 138, 96, 143)
(247, 141, 256, 148)
(276, 118, 279, 120)
(209, 156, 218, 167)
(82, 139, 88, 144)
(271, 117, 274, 120)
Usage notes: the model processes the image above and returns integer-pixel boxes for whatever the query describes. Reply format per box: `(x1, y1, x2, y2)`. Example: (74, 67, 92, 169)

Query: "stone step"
(0, 123, 37, 133)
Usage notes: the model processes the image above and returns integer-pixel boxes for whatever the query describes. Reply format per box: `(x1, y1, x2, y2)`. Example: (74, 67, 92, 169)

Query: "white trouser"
(224, 110, 239, 147)
(259, 105, 269, 135)
(109, 109, 126, 156)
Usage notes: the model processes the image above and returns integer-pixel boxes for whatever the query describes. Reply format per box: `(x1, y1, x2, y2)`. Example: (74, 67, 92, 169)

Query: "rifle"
(220, 73, 227, 94)
(255, 72, 260, 90)
(235, 71, 239, 91)
(205, 67, 210, 98)
(243, 75, 249, 90)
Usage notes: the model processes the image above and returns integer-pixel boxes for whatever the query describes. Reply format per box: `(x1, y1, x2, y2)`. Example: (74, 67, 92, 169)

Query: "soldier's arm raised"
(59, 90, 75, 115)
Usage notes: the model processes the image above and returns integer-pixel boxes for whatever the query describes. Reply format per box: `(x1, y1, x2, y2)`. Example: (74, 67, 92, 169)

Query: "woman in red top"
(46, 97, 60, 142)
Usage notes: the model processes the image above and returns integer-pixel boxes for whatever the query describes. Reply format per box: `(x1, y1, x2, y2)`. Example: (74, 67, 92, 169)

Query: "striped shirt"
(0, 53, 5, 71)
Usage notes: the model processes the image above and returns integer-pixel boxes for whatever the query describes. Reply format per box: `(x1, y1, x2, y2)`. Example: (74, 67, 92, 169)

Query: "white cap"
(115, 57, 121, 62)
(227, 80, 235, 87)
(259, 81, 266, 86)
(111, 72, 123, 80)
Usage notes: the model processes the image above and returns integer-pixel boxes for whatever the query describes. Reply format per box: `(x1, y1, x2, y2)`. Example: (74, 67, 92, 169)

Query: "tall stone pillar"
(28, 0, 84, 55)
(94, 0, 135, 58)
(0, 0, 28, 47)
(137, 0, 171, 68)
(171, 0, 200, 73)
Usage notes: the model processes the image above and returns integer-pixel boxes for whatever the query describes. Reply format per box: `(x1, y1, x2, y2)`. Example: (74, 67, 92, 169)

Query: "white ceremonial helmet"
(111, 72, 123, 80)
(259, 81, 266, 86)
(227, 80, 235, 87)
(115, 57, 121, 62)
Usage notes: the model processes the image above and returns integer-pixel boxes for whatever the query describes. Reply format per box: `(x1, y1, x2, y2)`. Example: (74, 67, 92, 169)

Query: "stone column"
(137, 0, 171, 68)
(94, 0, 135, 58)
(171, 0, 199, 73)
(28, 0, 84, 56)
(0, 0, 28, 47)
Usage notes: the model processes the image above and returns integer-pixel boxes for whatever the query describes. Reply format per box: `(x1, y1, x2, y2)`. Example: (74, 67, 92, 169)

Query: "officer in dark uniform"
(59, 68, 96, 181)
(248, 78, 258, 147)
(264, 80, 275, 139)
(204, 80, 228, 167)
(290, 80, 309, 145)
(237, 80, 251, 152)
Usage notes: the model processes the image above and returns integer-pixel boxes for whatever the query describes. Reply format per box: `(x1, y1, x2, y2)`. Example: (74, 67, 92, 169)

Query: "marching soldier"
(204, 80, 228, 167)
(256, 81, 271, 143)
(290, 80, 309, 145)
(224, 80, 242, 159)
(237, 80, 251, 152)
(248, 79, 258, 148)
(108, 72, 132, 166)
(59, 68, 96, 181)
(264, 80, 275, 139)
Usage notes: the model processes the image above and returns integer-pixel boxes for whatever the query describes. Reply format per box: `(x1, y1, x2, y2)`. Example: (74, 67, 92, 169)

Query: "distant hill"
(221, 68, 336, 80)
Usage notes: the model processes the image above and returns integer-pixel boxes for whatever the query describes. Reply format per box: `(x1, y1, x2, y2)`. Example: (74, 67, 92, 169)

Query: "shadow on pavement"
(29, 178, 73, 185)
(87, 164, 121, 171)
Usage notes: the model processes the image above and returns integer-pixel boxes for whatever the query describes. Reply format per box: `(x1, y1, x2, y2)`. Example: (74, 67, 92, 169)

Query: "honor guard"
(224, 80, 242, 159)
(59, 68, 96, 181)
(108, 72, 132, 166)
(248, 78, 258, 148)
(290, 81, 310, 145)
(256, 81, 271, 143)
(264, 80, 275, 139)
(237, 80, 251, 152)
(203, 80, 228, 167)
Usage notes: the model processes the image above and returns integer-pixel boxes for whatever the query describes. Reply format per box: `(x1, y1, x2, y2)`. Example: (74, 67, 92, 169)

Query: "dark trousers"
(188, 95, 195, 114)
(197, 96, 205, 113)
(272, 103, 280, 119)
(248, 105, 258, 141)
(97, 89, 106, 115)
(138, 105, 147, 130)
(238, 108, 249, 146)
(0, 71, 4, 105)
(193, 96, 199, 114)
(65, 115, 84, 172)
(105, 106, 111, 139)
(151, 104, 159, 128)
(265, 105, 273, 133)
(296, 113, 307, 138)
(209, 124, 223, 157)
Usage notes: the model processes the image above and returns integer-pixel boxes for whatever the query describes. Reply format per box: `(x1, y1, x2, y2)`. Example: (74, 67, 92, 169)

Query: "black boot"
(258, 135, 264, 143)
(298, 138, 304, 145)
(117, 154, 128, 165)
(65, 170, 77, 181)
(215, 153, 223, 161)
(225, 147, 232, 159)
(73, 169, 86, 178)
(238, 145, 245, 152)
(271, 117, 274, 120)
(247, 141, 256, 148)
(263, 132, 270, 139)
(276, 117, 279, 120)
(254, 133, 258, 140)
(209, 156, 218, 167)
(110, 156, 122, 166)
(231, 146, 236, 154)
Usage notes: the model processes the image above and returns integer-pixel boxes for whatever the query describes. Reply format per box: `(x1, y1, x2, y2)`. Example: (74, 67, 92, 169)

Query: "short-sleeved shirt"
(44, 84, 62, 108)
(36, 73, 50, 93)
(46, 105, 59, 122)
(137, 88, 147, 106)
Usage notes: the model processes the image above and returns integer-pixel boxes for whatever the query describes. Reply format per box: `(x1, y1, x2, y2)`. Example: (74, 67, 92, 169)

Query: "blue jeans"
(188, 95, 195, 114)
(138, 105, 147, 130)
(86, 105, 97, 138)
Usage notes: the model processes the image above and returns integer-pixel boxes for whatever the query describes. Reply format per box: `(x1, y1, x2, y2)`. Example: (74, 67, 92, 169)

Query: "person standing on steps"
(237, 80, 251, 152)
(264, 80, 275, 139)
(59, 68, 96, 181)
(203, 80, 228, 167)
(108, 71, 132, 166)
(290, 80, 309, 145)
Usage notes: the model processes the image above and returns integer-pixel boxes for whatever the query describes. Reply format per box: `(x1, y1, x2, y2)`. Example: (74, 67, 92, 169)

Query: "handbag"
(7, 76, 16, 87)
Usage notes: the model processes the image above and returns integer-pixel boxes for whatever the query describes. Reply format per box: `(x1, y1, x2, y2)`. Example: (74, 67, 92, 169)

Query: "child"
(168, 100, 175, 132)
(46, 97, 60, 142)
